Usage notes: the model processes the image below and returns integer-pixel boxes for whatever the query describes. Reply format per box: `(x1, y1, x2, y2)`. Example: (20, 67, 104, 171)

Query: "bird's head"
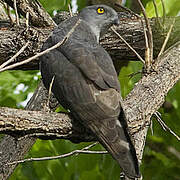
(79, 5, 119, 42)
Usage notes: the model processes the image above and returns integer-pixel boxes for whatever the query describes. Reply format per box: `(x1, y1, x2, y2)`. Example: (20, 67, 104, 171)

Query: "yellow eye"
(97, 7, 105, 14)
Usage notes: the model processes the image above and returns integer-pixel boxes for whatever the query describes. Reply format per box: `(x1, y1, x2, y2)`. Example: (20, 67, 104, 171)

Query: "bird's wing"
(92, 45, 121, 91)
(40, 38, 93, 109)
(40, 36, 140, 179)
(46, 16, 120, 91)
(59, 41, 120, 92)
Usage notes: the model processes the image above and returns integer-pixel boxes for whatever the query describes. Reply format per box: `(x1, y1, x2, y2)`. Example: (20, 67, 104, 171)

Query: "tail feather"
(89, 116, 140, 178)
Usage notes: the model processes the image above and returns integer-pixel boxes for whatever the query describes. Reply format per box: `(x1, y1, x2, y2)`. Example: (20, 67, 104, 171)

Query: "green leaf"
(145, 0, 180, 17)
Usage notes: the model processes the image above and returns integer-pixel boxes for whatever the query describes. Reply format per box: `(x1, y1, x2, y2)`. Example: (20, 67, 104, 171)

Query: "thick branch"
(0, 41, 180, 166)
(0, 82, 44, 179)
(0, 106, 95, 141)
(0, 25, 51, 69)
(0, 81, 94, 180)
(0, 81, 51, 179)
(3, 0, 55, 27)
(0, 13, 180, 70)
(123, 41, 180, 163)
(0, 107, 72, 137)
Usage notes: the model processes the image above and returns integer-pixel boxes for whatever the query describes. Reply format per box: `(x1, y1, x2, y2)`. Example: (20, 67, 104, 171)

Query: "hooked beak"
(113, 16, 120, 26)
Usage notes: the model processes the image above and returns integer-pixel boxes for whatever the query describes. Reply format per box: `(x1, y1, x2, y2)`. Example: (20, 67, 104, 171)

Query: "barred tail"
(89, 115, 140, 178)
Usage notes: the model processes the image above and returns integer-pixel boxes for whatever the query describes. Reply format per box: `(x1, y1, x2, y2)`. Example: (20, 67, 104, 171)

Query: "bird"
(40, 5, 140, 178)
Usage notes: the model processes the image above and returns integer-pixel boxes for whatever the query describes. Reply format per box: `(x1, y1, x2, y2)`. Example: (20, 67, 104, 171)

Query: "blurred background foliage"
(0, 0, 179, 179)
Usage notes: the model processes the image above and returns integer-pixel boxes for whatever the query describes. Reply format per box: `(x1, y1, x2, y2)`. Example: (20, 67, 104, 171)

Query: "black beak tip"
(113, 18, 120, 26)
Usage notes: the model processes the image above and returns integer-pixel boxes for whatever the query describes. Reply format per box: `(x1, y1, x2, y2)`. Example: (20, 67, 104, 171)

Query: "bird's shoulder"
(41, 15, 120, 92)
(52, 16, 97, 46)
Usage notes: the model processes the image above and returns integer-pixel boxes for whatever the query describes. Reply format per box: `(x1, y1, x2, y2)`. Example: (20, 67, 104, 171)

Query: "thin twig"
(152, 0, 159, 19)
(0, 19, 81, 73)
(150, 120, 154, 135)
(152, 0, 163, 28)
(81, 142, 98, 150)
(127, 70, 142, 79)
(155, 111, 168, 131)
(4, 3, 14, 24)
(14, 0, 19, 26)
(154, 112, 180, 141)
(160, 0, 166, 25)
(68, 4, 73, 17)
(0, 41, 30, 69)
(111, 27, 145, 64)
(158, 19, 175, 57)
(143, 24, 149, 59)
(137, 0, 153, 69)
(45, 76, 55, 112)
(7, 143, 107, 165)
(26, 11, 29, 31)
(74, 142, 99, 156)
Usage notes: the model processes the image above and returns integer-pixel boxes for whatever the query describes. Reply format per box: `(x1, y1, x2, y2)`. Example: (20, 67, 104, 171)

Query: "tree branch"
(0, 41, 180, 179)
(0, 81, 94, 180)
(3, 0, 55, 27)
(123, 41, 180, 162)
(0, 18, 81, 72)
(0, 12, 180, 70)
(0, 82, 46, 179)
(0, 106, 95, 141)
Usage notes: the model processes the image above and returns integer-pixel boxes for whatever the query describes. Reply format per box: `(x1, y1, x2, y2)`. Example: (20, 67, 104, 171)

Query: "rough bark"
(0, 105, 95, 141)
(0, 0, 180, 179)
(0, 82, 44, 179)
(3, 0, 55, 27)
(0, 81, 94, 180)
(123, 41, 180, 162)
(0, 14, 180, 70)
(0, 1, 56, 179)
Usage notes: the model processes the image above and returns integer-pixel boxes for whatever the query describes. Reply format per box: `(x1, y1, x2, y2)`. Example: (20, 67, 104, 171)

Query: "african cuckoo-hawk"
(40, 5, 140, 178)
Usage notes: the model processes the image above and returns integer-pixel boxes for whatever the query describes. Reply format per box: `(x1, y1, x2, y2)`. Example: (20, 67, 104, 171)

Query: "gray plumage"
(40, 5, 140, 178)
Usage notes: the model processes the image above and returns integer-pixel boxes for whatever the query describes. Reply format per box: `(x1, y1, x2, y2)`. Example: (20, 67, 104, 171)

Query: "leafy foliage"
(0, 70, 40, 108)
(146, 0, 180, 17)
(0, 0, 179, 180)
(39, 0, 71, 16)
